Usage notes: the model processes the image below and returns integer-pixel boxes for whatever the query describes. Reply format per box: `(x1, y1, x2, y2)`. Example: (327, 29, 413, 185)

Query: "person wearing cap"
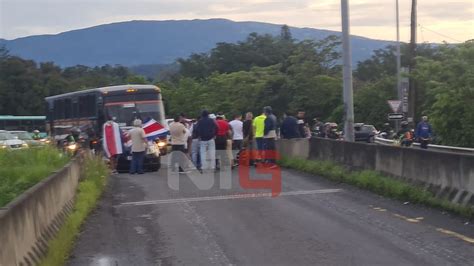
(263, 106, 277, 166)
(415, 115, 433, 149)
(129, 119, 148, 174)
(194, 110, 218, 171)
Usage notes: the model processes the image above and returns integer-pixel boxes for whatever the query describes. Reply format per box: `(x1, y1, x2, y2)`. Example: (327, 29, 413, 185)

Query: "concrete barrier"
(276, 138, 310, 160)
(279, 137, 474, 205)
(0, 157, 82, 266)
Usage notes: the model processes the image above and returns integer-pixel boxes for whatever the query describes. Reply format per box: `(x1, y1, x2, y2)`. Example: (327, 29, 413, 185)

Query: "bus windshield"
(105, 102, 162, 127)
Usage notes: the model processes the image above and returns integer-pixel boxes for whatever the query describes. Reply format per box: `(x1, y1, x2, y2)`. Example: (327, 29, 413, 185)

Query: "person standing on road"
(296, 110, 306, 138)
(190, 116, 201, 170)
(103, 117, 123, 174)
(169, 116, 188, 173)
(129, 119, 147, 174)
(263, 106, 277, 167)
(280, 111, 300, 139)
(229, 114, 244, 167)
(415, 116, 433, 149)
(215, 113, 231, 170)
(194, 110, 218, 172)
(253, 111, 267, 163)
(242, 112, 254, 165)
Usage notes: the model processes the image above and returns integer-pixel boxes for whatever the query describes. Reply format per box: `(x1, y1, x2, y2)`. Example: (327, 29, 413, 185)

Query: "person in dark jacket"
(263, 106, 277, 166)
(297, 110, 306, 138)
(194, 110, 218, 170)
(415, 115, 433, 149)
(280, 112, 300, 139)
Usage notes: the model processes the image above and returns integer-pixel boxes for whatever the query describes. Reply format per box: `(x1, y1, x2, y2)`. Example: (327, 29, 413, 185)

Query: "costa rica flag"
(142, 118, 169, 141)
(103, 121, 123, 158)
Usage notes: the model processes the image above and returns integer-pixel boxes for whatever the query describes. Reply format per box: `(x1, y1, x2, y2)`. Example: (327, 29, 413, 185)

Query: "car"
(116, 141, 161, 172)
(354, 123, 378, 143)
(9, 130, 47, 148)
(0, 130, 29, 150)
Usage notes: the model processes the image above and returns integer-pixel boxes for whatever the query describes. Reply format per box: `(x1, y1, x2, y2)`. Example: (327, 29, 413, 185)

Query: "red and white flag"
(103, 121, 123, 158)
(142, 118, 169, 141)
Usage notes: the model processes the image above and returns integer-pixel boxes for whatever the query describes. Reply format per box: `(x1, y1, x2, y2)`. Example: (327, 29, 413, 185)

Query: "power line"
(418, 24, 463, 43)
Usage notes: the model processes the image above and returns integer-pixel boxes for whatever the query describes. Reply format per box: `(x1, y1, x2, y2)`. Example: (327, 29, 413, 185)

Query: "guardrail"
(374, 136, 474, 155)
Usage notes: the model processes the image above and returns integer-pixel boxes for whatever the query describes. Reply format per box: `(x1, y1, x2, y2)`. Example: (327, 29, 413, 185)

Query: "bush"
(0, 147, 69, 207)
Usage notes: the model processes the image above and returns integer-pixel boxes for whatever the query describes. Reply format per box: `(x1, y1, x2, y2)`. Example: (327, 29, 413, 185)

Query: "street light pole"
(341, 0, 354, 142)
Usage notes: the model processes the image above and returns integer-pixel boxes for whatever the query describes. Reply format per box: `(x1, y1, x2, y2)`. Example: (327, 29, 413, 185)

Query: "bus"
(0, 115, 46, 132)
(45, 84, 167, 171)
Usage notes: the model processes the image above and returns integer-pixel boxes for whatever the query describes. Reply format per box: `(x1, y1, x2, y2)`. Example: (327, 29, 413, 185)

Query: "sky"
(0, 0, 473, 43)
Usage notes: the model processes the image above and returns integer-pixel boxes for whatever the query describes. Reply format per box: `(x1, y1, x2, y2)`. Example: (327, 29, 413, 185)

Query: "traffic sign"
(387, 100, 402, 112)
(388, 113, 404, 120)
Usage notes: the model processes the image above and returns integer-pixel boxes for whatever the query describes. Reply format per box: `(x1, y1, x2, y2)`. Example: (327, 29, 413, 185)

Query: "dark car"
(354, 123, 377, 143)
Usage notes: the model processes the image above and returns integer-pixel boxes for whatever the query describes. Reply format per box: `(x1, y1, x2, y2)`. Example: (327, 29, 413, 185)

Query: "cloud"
(0, 0, 472, 42)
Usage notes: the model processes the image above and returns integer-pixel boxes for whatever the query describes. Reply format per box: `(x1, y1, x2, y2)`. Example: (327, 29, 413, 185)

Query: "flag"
(103, 121, 123, 158)
(142, 118, 169, 141)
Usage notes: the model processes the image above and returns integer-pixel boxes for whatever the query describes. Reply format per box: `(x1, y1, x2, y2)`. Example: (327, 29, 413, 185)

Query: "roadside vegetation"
(1, 29, 472, 147)
(279, 156, 474, 219)
(0, 146, 69, 207)
(40, 156, 108, 266)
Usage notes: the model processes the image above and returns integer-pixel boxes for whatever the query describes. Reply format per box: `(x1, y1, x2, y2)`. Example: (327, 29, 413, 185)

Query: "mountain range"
(1, 19, 395, 68)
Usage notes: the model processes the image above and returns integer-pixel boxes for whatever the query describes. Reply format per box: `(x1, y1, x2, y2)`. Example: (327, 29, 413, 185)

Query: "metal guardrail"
(374, 136, 474, 155)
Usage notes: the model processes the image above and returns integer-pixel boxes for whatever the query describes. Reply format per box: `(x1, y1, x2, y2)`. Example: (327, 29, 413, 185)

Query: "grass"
(279, 156, 474, 219)
(39, 155, 108, 266)
(0, 146, 70, 207)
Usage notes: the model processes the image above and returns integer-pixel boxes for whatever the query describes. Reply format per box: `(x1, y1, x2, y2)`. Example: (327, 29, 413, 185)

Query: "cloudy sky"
(0, 0, 472, 42)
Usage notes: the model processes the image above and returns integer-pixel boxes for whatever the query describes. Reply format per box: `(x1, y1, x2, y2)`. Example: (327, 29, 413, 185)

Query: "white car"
(0, 130, 29, 150)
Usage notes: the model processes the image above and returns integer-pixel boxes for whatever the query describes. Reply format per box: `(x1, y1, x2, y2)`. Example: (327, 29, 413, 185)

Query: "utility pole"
(395, 0, 402, 132)
(341, 0, 354, 142)
(396, 0, 401, 100)
(408, 0, 417, 125)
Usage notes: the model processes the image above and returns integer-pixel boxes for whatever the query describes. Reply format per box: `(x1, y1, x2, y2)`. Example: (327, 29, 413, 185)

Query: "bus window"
(105, 102, 162, 127)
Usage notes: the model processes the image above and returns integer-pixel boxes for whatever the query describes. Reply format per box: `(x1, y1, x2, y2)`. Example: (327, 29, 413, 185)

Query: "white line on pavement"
(118, 189, 343, 207)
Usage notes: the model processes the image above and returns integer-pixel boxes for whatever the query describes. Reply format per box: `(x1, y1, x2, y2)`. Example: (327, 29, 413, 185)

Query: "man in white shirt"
(129, 119, 148, 174)
(229, 114, 244, 167)
(169, 116, 188, 173)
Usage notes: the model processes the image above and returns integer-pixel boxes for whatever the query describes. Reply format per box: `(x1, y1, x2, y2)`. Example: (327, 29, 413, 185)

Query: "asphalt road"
(69, 161, 474, 266)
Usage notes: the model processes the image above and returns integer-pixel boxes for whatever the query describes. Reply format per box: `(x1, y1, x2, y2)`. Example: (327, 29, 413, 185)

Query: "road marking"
(436, 228, 474, 244)
(393, 213, 422, 223)
(118, 189, 342, 207)
(371, 206, 473, 245)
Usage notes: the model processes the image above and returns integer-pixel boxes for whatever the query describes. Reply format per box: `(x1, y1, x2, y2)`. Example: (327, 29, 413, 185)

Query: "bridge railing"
(277, 138, 474, 206)
(374, 136, 474, 155)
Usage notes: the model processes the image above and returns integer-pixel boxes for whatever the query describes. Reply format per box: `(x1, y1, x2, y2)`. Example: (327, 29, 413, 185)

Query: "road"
(69, 161, 474, 266)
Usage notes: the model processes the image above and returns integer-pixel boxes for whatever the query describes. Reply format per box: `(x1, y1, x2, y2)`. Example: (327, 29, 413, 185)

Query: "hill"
(2, 19, 394, 67)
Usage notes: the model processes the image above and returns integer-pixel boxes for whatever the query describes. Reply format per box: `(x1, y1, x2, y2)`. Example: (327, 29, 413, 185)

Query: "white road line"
(118, 189, 342, 207)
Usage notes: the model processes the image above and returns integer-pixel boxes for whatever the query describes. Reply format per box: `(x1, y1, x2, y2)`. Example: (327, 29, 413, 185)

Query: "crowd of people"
(169, 106, 280, 173)
(102, 107, 435, 174)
